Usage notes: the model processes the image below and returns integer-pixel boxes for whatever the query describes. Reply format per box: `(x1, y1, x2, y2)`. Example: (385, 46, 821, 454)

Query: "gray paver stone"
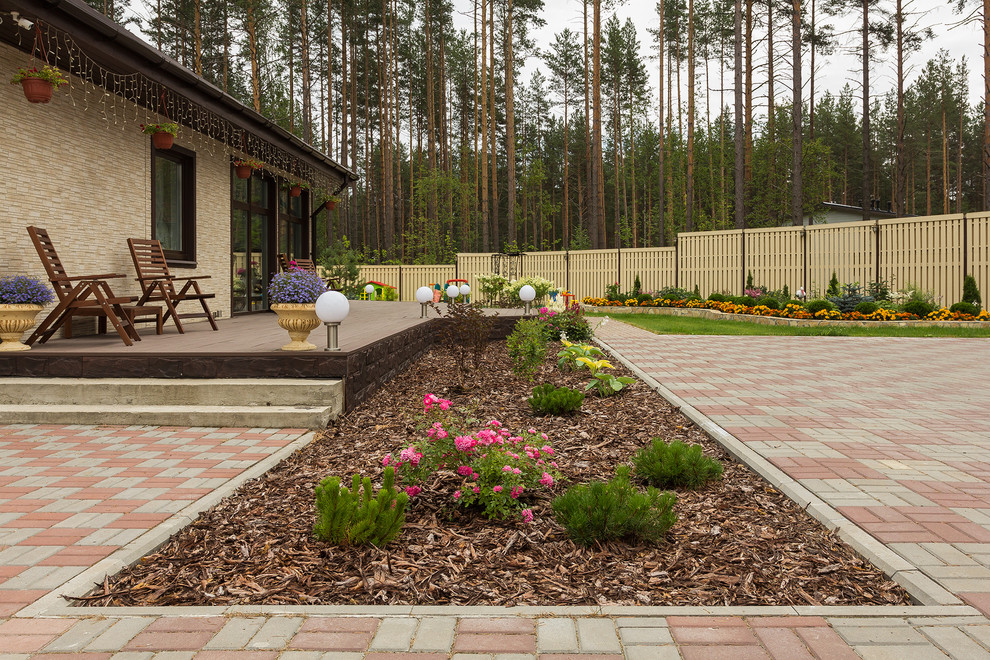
(536, 618, 578, 653)
(247, 616, 304, 649)
(620, 627, 675, 645)
(369, 616, 418, 651)
(624, 646, 683, 660)
(920, 626, 990, 659)
(44, 618, 115, 652)
(149, 653, 195, 660)
(85, 618, 154, 652)
(576, 618, 621, 653)
(451, 654, 493, 660)
(204, 616, 266, 649)
(616, 618, 670, 629)
(836, 625, 929, 646)
(412, 616, 456, 652)
(107, 653, 154, 660)
(493, 654, 537, 660)
(855, 645, 952, 660)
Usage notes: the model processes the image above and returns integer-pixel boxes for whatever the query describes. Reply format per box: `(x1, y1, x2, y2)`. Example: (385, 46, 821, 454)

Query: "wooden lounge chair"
(127, 238, 218, 333)
(26, 226, 141, 346)
(279, 253, 339, 290)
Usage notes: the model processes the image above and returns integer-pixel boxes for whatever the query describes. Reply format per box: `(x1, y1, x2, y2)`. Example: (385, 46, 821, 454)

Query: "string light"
(27, 18, 340, 193)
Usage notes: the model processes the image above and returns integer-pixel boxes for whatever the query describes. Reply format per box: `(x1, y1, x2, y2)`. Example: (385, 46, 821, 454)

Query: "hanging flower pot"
(325, 197, 340, 211)
(142, 122, 178, 149)
(233, 158, 262, 179)
(290, 185, 302, 197)
(11, 65, 67, 104)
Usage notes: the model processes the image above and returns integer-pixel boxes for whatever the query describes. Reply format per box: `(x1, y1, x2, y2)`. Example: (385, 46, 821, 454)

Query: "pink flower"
(455, 435, 476, 452)
(493, 485, 503, 493)
(472, 486, 480, 494)
(527, 428, 537, 435)
(382, 454, 392, 466)
(541, 445, 554, 456)
(521, 509, 534, 523)
(453, 490, 461, 499)
(488, 419, 502, 428)
(502, 465, 512, 473)
(457, 465, 473, 476)
(472, 472, 480, 480)
(512, 468, 521, 475)
(405, 485, 422, 497)
(539, 472, 554, 487)
(439, 399, 451, 410)
(510, 486, 524, 498)
(399, 445, 422, 467)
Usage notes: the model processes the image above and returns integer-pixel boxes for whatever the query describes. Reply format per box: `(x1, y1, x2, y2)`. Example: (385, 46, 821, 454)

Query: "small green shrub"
(963, 275, 982, 307)
(658, 286, 695, 301)
(313, 466, 408, 546)
(633, 439, 724, 490)
(806, 299, 835, 315)
(557, 342, 604, 370)
(732, 295, 756, 307)
(781, 283, 790, 300)
(901, 300, 935, 318)
(529, 383, 585, 415)
(552, 466, 677, 546)
(507, 318, 548, 380)
(785, 299, 806, 308)
(746, 270, 755, 290)
(707, 293, 728, 303)
(636, 293, 653, 304)
(633, 274, 642, 295)
(827, 271, 841, 297)
(828, 283, 873, 314)
(950, 301, 979, 316)
(855, 300, 879, 314)
(755, 296, 780, 310)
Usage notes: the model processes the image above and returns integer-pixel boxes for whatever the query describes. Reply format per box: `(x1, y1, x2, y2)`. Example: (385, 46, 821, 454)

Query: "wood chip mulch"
(78, 340, 911, 608)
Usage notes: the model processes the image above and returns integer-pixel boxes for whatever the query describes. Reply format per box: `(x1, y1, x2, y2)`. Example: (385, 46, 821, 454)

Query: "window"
(278, 187, 308, 260)
(152, 144, 196, 265)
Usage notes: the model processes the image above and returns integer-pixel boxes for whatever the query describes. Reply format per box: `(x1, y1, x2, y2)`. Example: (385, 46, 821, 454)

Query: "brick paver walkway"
(3, 323, 990, 660)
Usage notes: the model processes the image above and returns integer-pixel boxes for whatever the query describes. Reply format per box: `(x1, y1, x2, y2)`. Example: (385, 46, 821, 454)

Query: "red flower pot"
(151, 132, 174, 149)
(326, 200, 337, 211)
(21, 78, 53, 104)
(235, 165, 252, 179)
(290, 185, 302, 197)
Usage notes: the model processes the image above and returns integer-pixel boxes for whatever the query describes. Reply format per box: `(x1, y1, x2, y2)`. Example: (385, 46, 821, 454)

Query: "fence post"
(565, 249, 570, 293)
(873, 220, 880, 286)
(740, 229, 746, 294)
(963, 212, 969, 276)
(674, 241, 679, 288)
(801, 226, 808, 295)
(398, 265, 403, 301)
(617, 246, 621, 291)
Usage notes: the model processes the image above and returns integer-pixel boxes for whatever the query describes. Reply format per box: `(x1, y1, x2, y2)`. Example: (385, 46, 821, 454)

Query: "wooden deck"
(0, 301, 522, 409)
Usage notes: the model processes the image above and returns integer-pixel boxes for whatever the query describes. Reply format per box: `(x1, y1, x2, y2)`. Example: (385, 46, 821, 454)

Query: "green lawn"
(587, 311, 990, 338)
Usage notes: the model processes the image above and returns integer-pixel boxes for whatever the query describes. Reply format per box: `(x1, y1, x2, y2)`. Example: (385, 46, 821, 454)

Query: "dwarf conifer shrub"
(855, 301, 879, 314)
(963, 275, 982, 308)
(707, 293, 728, 303)
(901, 300, 934, 318)
(507, 318, 548, 380)
(528, 383, 584, 415)
(806, 299, 835, 315)
(755, 296, 780, 310)
(950, 301, 979, 316)
(633, 439, 724, 490)
(552, 466, 677, 546)
(313, 467, 408, 546)
(827, 271, 841, 297)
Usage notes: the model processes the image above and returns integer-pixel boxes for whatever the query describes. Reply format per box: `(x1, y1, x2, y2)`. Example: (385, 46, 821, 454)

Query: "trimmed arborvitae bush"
(551, 466, 677, 546)
(507, 318, 548, 380)
(963, 275, 982, 308)
(806, 299, 835, 315)
(313, 466, 408, 546)
(901, 300, 935, 318)
(855, 301, 879, 315)
(950, 301, 979, 316)
(827, 272, 841, 297)
(633, 439, 724, 490)
(781, 283, 790, 300)
(755, 296, 780, 310)
(528, 383, 585, 416)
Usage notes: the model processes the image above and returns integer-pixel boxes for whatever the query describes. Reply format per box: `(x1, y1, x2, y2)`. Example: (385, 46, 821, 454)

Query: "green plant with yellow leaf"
(556, 340, 605, 371)
(578, 357, 636, 397)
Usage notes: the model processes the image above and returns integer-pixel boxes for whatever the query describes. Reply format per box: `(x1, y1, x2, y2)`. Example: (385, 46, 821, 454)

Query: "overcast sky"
(451, 0, 986, 119)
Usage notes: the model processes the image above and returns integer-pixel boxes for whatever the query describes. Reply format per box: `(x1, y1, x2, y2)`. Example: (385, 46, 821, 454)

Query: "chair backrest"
(127, 238, 176, 296)
(280, 253, 317, 273)
(278, 253, 291, 272)
(27, 226, 74, 300)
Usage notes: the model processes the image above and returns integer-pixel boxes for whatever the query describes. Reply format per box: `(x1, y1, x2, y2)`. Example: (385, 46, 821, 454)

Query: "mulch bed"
(79, 340, 911, 607)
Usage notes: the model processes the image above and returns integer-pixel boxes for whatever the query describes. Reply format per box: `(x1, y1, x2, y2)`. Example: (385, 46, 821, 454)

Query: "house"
(804, 201, 905, 225)
(0, 0, 355, 329)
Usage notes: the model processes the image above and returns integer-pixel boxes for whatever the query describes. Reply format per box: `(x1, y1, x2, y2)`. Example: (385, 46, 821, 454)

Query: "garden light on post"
(459, 283, 471, 303)
(365, 283, 375, 300)
(446, 284, 460, 303)
(519, 284, 536, 315)
(415, 286, 433, 318)
(316, 290, 349, 351)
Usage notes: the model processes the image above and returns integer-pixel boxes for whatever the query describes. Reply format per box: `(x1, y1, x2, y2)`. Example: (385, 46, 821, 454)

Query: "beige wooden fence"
(357, 212, 990, 305)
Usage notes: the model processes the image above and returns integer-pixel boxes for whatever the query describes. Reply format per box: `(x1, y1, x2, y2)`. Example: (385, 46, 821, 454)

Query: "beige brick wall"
(0, 43, 231, 336)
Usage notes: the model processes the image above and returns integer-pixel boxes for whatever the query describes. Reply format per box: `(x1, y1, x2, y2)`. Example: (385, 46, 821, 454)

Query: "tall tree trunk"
(744, 0, 753, 207)
(658, 0, 666, 244)
(985, 0, 990, 209)
(894, 0, 906, 216)
(584, 0, 597, 247)
(505, 0, 517, 246)
(809, 0, 815, 139)
(791, 0, 803, 225)
(193, 0, 202, 75)
(942, 102, 949, 214)
(301, 0, 312, 143)
(734, 0, 745, 229)
(686, 0, 695, 232)
(246, 0, 260, 112)
(861, 0, 871, 220)
(480, 0, 490, 250)
(593, 0, 605, 247)
(490, 0, 500, 249)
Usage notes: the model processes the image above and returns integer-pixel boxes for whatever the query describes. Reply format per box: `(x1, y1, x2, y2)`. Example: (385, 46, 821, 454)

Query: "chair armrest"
(55, 273, 125, 281)
(170, 276, 211, 281)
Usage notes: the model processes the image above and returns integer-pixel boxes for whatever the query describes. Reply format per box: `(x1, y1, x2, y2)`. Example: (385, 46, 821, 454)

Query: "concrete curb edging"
(17, 430, 318, 618)
(594, 335, 964, 609)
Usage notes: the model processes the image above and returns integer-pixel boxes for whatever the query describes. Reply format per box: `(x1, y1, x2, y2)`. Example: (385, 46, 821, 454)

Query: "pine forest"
(93, 0, 990, 263)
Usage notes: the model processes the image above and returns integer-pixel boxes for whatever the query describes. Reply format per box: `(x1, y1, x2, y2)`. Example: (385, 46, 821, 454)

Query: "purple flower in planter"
(268, 270, 326, 304)
(0, 275, 55, 305)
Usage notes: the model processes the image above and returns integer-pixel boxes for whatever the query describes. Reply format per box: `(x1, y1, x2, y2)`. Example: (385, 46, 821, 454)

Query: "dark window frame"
(277, 184, 310, 261)
(230, 170, 277, 313)
(151, 142, 197, 268)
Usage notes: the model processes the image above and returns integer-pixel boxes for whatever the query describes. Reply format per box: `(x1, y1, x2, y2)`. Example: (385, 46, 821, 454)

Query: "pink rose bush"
(385, 394, 562, 521)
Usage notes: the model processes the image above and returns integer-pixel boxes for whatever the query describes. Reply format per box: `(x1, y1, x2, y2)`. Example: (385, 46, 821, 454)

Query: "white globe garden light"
(364, 283, 375, 300)
(315, 290, 350, 351)
(459, 283, 470, 297)
(446, 284, 460, 300)
(519, 284, 536, 315)
(415, 285, 433, 317)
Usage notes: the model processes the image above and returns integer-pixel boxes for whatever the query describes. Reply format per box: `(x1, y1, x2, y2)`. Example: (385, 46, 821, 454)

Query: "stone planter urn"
(271, 303, 321, 351)
(0, 304, 43, 351)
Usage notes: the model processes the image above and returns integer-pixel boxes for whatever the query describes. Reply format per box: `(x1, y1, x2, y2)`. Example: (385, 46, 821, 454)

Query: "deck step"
(0, 404, 336, 429)
(0, 378, 343, 428)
